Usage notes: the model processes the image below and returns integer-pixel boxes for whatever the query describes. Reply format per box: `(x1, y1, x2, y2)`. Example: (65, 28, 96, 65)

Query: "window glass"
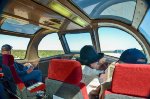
(65, 33, 92, 52)
(71, 0, 136, 23)
(1, 18, 41, 34)
(139, 8, 150, 43)
(0, 34, 30, 59)
(98, 27, 143, 57)
(38, 33, 64, 58)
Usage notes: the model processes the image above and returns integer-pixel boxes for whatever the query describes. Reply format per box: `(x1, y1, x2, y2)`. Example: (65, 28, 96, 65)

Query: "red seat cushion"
(48, 59, 82, 85)
(112, 64, 150, 98)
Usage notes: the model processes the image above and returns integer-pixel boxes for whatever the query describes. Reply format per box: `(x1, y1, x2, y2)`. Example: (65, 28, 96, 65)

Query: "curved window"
(71, 0, 136, 23)
(1, 18, 41, 34)
(65, 33, 92, 52)
(0, 34, 30, 59)
(98, 27, 143, 57)
(139, 8, 150, 43)
(38, 33, 64, 58)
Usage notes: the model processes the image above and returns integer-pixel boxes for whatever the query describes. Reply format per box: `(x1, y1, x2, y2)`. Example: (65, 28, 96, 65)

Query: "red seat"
(2, 54, 45, 99)
(2, 54, 25, 91)
(104, 64, 150, 99)
(46, 59, 89, 99)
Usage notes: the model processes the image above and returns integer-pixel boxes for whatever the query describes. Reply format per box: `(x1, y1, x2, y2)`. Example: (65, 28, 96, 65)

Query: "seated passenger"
(78, 45, 108, 98)
(99, 48, 147, 98)
(0, 55, 10, 99)
(1, 44, 42, 83)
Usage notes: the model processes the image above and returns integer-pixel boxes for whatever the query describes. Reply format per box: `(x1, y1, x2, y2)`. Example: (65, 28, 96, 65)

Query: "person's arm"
(82, 66, 104, 77)
(14, 62, 27, 76)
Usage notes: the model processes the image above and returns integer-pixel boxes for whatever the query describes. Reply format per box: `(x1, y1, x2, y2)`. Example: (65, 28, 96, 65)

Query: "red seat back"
(47, 59, 89, 99)
(48, 59, 82, 85)
(111, 64, 150, 98)
(2, 54, 25, 91)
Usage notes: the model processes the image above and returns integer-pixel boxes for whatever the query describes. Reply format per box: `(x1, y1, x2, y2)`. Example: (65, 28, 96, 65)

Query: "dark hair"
(1, 44, 12, 51)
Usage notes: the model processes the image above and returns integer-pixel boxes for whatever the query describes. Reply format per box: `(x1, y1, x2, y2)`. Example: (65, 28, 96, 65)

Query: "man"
(78, 45, 108, 98)
(99, 48, 148, 98)
(1, 44, 42, 83)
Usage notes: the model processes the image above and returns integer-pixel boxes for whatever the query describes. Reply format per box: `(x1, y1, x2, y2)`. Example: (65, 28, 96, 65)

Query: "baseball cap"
(1, 44, 12, 51)
(79, 45, 104, 65)
(119, 48, 147, 64)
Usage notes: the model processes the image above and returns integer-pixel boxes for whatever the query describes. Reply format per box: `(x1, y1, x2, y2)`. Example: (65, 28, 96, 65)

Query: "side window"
(0, 34, 30, 59)
(38, 33, 64, 58)
(65, 33, 92, 52)
(139, 8, 150, 43)
(98, 27, 143, 57)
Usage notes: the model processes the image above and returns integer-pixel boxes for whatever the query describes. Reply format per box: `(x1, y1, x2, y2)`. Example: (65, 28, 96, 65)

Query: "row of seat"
(1, 54, 150, 99)
(1, 54, 88, 99)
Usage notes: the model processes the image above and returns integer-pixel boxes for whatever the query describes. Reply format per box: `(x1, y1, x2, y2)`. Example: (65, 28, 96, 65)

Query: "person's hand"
(98, 58, 109, 70)
(24, 63, 32, 66)
(27, 66, 33, 74)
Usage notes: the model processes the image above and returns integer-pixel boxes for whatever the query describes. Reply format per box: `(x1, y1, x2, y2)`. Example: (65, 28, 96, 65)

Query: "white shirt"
(81, 65, 104, 94)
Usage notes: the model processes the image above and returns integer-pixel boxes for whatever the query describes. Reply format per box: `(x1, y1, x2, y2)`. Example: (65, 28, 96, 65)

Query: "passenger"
(99, 48, 147, 98)
(0, 54, 10, 99)
(78, 45, 108, 99)
(1, 44, 42, 83)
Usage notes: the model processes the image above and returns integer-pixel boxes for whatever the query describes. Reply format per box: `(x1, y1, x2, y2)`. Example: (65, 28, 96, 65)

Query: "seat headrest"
(2, 54, 14, 66)
(48, 59, 82, 85)
(112, 64, 150, 98)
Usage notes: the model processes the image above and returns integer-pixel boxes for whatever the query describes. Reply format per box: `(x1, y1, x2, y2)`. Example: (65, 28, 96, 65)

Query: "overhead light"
(48, 1, 74, 18)
(48, 1, 88, 27)
(73, 17, 88, 27)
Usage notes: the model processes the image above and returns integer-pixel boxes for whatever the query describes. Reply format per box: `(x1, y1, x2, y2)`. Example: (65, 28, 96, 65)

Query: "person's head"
(1, 44, 12, 55)
(79, 45, 104, 69)
(118, 48, 147, 64)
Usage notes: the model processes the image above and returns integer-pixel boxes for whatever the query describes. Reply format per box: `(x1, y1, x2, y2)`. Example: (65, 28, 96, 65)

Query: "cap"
(1, 44, 12, 51)
(78, 45, 104, 65)
(119, 48, 147, 64)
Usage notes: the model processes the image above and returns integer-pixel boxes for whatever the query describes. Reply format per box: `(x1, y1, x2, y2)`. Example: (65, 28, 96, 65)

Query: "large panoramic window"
(0, 34, 30, 59)
(38, 33, 64, 58)
(1, 18, 41, 34)
(139, 8, 150, 43)
(65, 33, 92, 52)
(98, 27, 143, 57)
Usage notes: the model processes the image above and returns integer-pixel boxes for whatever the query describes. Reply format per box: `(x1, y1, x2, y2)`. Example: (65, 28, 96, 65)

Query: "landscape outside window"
(65, 33, 92, 52)
(98, 27, 143, 58)
(0, 34, 30, 59)
(38, 33, 64, 58)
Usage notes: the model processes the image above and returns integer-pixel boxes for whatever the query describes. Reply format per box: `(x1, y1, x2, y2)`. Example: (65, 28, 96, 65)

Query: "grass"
(11, 50, 64, 59)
